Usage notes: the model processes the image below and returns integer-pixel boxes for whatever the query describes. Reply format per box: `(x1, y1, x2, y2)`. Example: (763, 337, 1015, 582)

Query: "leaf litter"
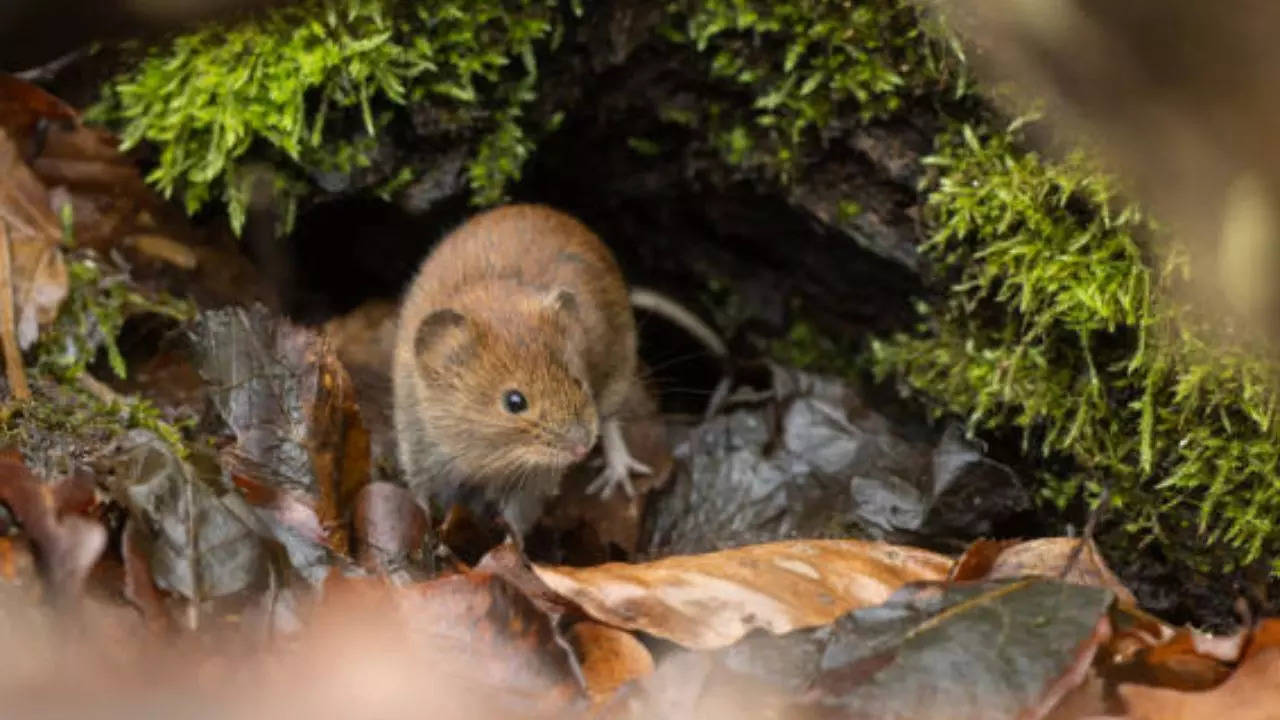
(0, 74, 1279, 719)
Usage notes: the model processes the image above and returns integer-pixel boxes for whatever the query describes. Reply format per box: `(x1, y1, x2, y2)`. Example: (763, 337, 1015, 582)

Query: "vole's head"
(409, 286, 598, 480)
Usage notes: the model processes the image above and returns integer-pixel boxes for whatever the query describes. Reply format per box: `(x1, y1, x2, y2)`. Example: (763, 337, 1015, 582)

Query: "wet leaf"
(952, 537, 1137, 606)
(0, 131, 67, 349)
(533, 538, 952, 650)
(191, 304, 370, 558)
(0, 74, 168, 255)
(395, 571, 591, 717)
(352, 481, 428, 573)
(103, 429, 266, 605)
(0, 452, 105, 606)
(647, 365, 1030, 556)
(1118, 646, 1280, 720)
(718, 579, 1113, 720)
(567, 620, 655, 703)
(120, 517, 171, 634)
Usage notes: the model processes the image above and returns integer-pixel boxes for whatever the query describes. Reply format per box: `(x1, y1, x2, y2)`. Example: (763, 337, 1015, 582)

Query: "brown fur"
(392, 204, 638, 510)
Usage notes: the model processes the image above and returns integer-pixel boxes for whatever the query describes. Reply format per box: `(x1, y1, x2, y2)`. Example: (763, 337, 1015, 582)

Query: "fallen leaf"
(120, 517, 171, 634)
(646, 366, 1030, 557)
(533, 538, 952, 650)
(0, 130, 67, 348)
(756, 579, 1115, 720)
(1243, 618, 1280, 661)
(568, 619, 655, 703)
(1119, 646, 1280, 720)
(352, 481, 428, 573)
(395, 571, 591, 717)
(953, 537, 1138, 607)
(191, 304, 370, 558)
(0, 74, 171, 255)
(0, 453, 106, 606)
(102, 429, 268, 611)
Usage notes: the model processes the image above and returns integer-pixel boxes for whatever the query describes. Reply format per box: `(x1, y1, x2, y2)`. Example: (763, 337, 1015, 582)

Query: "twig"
(12, 47, 90, 83)
(75, 372, 122, 406)
(0, 222, 31, 401)
(124, 233, 199, 270)
(1060, 482, 1111, 580)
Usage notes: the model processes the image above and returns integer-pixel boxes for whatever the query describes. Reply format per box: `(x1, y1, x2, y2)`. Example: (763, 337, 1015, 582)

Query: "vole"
(392, 203, 726, 536)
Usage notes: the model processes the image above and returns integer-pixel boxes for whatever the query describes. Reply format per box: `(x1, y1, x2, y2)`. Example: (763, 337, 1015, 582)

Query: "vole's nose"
(565, 424, 595, 459)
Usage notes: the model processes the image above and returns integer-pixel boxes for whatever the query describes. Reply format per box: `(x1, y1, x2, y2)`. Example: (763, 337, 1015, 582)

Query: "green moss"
(872, 119, 1280, 572)
(6, 250, 197, 461)
(661, 0, 963, 181)
(89, 0, 564, 234)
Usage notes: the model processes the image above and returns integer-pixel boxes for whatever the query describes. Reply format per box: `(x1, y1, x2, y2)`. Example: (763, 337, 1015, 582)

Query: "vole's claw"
(587, 417, 651, 499)
(586, 456, 650, 499)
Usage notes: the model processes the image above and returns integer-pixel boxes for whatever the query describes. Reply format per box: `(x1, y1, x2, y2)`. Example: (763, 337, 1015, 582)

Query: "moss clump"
(660, 0, 963, 182)
(89, 0, 564, 235)
(872, 120, 1280, 571)
(4, 250, 196, 465)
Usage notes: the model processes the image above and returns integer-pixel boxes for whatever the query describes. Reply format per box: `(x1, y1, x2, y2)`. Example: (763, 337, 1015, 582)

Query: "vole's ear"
(414, 308, 472, 367)
(542, 287, 578, 318)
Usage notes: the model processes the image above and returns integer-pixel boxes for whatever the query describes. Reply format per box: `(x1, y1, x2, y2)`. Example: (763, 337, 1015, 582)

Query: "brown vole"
(393, 203, 701, 535)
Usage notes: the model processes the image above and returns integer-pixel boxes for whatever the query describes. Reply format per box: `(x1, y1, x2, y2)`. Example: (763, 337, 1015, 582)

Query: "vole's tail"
(628, 287, 732, 419)
(628, 287, 727, 358)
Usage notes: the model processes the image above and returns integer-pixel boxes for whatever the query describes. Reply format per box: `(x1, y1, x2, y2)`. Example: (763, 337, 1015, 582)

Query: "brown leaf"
(1243, 618, 1280, 662)
(532, 538, 952, 649)
(718, 578, 1114, 720)
(0, 130, 67, 349)
(1119, 646, 1280, 720)
(568, 620, 654, 704)
(352, 481, 428, 573)
(192, 305, 371, 559)
(0, 454, 106, 606)
(120, 517, 171, 634)
(395, 571, 590, 717)
(953, 536, 1138, 607)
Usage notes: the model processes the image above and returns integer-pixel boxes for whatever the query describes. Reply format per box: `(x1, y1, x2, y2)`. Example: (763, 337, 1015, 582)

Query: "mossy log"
(45, 0, 1280, 612)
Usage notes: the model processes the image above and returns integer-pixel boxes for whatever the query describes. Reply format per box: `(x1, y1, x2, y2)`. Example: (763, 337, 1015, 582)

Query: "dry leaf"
(0, 131, 67, 348)
(568, 620, 655, 703)
(352, 481, 428, 573)
(533, 538, 951, 649)
(1119, 646, 1280, 720)
(0, 452, 106, 606)
(953, 537, 1138, 607)
(192, 304, 370, 558)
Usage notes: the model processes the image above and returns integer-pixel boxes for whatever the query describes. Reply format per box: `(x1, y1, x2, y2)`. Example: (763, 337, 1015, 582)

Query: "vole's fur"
(392, 204, 651, 534)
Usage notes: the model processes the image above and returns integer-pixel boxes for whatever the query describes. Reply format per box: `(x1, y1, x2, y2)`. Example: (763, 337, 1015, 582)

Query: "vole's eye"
(502, 389, 529, 414)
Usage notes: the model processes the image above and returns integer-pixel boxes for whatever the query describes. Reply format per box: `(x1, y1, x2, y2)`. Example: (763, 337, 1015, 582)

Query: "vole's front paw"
(586, 454, 650, 499)
(584, 417, 651, 500)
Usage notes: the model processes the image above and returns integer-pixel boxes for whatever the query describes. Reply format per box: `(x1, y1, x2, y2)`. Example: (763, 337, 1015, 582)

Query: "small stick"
(1060, 483, 1111, 581)
(0, 222, 31, 401)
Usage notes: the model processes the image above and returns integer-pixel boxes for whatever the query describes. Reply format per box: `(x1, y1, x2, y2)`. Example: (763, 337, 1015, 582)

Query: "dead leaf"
(646, 366, 1030, 557)
(394, 571, 591, 717)
(533, 538, 952, 649)
(0, 453, 105, 607)
(0, 131, 67, 349)
(352, 481, 428, 573)
(1242, 618, 1280, 661)
(102, 429, 268, 609)
(568, 620, 655, 703)
(120, 517, 171, 634)
(787, 579, 1115, 720)
(952, 537, 1138, 607)
(191, 304, 370, 558)
(1119, 646, 1280, 720)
